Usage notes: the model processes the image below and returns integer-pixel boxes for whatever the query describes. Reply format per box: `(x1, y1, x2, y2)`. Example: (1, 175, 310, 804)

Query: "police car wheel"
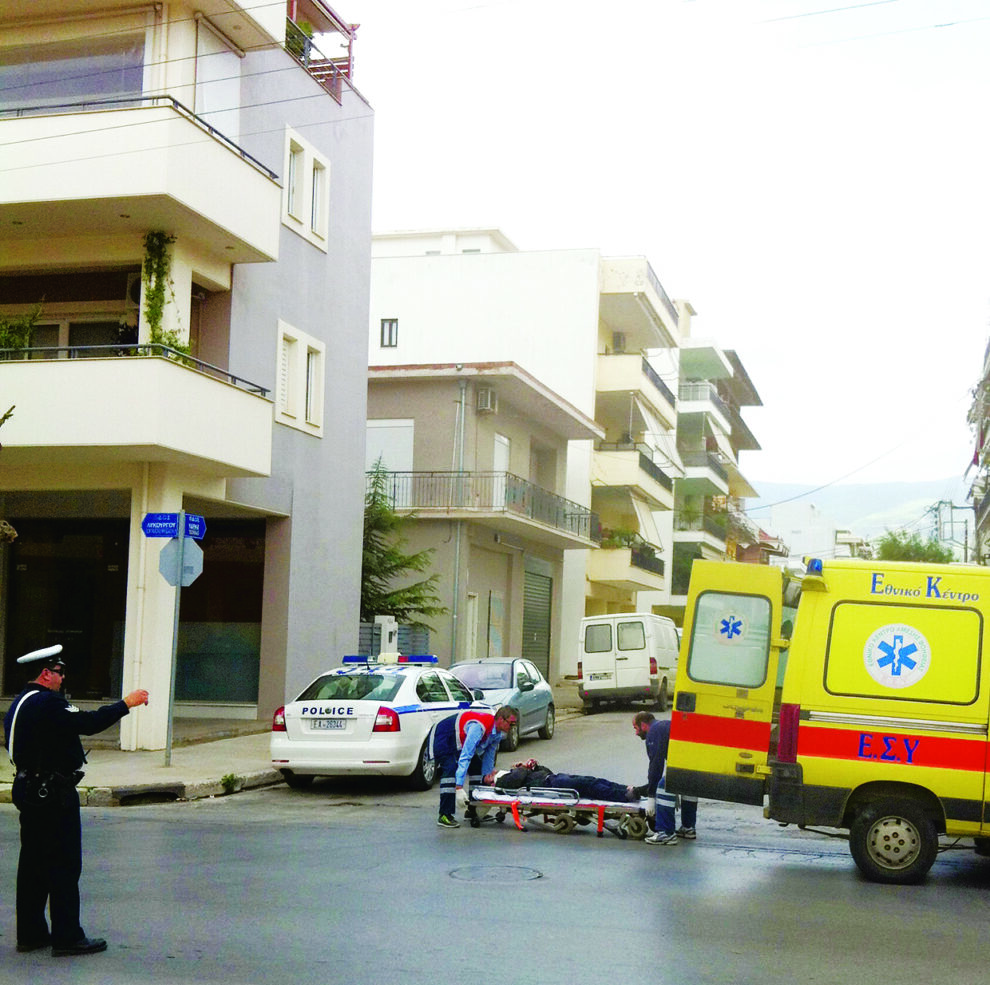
(282, 771, 314, 790)
(849, 798, 938, 885)
(407, 740, 437, 790)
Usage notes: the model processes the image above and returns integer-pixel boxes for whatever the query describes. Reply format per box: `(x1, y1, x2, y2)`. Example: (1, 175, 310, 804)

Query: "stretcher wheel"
(574, 813, 593, 826)
(624, 816, 649, 840)
(552, 813, 576, 834)
(495, 811, 506, 824)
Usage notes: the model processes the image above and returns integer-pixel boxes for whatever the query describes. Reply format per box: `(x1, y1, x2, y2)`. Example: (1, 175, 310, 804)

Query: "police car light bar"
(342, 654, 439, 665)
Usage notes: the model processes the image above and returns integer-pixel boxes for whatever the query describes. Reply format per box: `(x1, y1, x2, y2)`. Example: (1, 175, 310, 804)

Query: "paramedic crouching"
(3, 646, 149, 957)
(429, 706, 518, 828)
(633, 711, 697, 846)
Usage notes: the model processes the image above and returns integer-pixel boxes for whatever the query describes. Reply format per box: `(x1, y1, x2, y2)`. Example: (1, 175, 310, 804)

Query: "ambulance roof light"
(805, 558, 823, 575)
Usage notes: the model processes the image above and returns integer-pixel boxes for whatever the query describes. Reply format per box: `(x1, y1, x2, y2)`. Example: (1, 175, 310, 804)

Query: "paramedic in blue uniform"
(633, 710, 697, 846)
(3, 646, 149, 957)
(429, 705, 517, 828)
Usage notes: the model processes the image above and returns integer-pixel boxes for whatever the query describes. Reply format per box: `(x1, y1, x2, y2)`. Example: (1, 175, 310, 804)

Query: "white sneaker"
(645, 831, 678, 846)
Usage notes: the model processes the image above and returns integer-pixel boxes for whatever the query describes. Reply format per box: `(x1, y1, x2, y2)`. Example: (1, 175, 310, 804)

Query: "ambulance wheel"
(503, 721, 520, 752)
(624, 815, 649, 840)
(849, 798, 938, 884)
(407, 740, 437, 790)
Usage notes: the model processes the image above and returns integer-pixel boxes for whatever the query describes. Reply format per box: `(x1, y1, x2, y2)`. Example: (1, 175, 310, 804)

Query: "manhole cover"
(449, 865, 542, 883)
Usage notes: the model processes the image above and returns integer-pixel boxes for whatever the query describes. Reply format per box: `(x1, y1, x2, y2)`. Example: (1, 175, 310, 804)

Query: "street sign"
(159, 538, 204, 587)
(142, 512, 179, 538)
(184, 513, 207, 540)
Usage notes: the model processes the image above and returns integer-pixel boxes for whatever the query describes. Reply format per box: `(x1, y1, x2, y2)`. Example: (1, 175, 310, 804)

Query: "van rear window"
(617, 622, 646, 651)
(825, 602, 981, 705)
(687, 591, 772, 688)
(584, 624, 612, 653)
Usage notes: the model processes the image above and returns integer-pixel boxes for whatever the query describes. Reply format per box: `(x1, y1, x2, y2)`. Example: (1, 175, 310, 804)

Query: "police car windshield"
(298, 673, 404, 702)
(453, 664, 512, 689)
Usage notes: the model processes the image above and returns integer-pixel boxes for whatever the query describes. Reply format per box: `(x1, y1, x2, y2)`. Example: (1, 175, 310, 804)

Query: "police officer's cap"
(17, 644, 65, 671)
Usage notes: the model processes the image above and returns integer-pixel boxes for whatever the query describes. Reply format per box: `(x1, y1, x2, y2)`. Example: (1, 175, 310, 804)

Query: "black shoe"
(16, 938, 51, 953)
(52, 937, 108, 957)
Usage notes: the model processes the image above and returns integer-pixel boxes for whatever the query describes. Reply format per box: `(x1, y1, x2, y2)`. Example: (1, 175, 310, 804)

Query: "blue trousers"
(655, 777, 697, 835)
(429, 717, 482, 818)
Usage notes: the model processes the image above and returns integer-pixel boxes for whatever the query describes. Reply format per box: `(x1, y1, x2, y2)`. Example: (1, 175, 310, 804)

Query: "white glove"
(645, 799, 656, 818)
(456, 787, 470, 811)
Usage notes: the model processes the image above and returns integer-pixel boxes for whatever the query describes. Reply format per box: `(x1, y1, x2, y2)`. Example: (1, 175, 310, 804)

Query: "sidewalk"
(0, 680, 587, 807)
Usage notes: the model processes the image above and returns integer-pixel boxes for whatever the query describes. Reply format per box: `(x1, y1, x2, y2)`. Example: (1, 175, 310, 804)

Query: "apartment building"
(366, 363, 601, 679)
(0, 1, 373, 748)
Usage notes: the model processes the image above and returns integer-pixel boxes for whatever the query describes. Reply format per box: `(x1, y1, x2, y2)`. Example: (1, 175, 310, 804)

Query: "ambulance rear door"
(667, 560, 787, 806)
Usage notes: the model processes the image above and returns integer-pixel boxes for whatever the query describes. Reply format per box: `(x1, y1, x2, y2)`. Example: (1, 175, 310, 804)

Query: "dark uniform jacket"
(4, 684, 130, 777)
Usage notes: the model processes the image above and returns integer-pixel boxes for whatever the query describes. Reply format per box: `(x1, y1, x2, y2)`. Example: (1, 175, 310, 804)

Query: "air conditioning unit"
(477, 387, 497, 413)
(125, 272, 142, 310)
(612, 331, 627, 353)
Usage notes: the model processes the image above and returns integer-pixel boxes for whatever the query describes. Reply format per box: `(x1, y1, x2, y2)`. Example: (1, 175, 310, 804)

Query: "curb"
(0, 769, 284, 807)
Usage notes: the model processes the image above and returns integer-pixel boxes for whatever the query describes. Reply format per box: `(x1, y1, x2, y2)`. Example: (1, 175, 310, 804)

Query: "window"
(416, 672, 451, 703)
(687, 591, 772, 689)
(281, 127, 330, 249)
(584, 624, 612, 653)
(617, 621, 647, 651)
(276, 321, 325, 436)
(380, 318, 398, 348)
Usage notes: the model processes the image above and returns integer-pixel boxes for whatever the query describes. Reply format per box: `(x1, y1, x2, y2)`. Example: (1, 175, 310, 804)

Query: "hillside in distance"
(743, 477, 971, 543)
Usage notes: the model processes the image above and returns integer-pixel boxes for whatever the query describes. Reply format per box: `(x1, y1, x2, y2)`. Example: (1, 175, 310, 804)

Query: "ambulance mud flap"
(767, 762, 850, 827)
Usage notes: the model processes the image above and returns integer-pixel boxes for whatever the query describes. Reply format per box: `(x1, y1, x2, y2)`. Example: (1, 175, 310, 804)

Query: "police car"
(270, 654, 485, 790)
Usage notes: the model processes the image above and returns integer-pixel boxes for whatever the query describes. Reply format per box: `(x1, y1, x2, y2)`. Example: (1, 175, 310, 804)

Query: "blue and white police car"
(270, 654, 485, 790)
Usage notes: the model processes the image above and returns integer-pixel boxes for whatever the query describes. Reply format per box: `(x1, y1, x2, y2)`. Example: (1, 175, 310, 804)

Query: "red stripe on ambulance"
(671, 712, 772, 751)
(797, 725, 987, 772)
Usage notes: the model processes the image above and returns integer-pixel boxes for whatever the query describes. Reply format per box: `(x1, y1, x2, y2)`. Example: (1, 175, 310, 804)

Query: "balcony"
(677, 382, 732, 433)
(593, 442, 674, 510)
(377, 471, 600, 550)
(1, 98, 281, 269)
(673, 511, 727, 553)
(596, 354, 676, 431)
(599, 258, 680, 350)
(677, 450, 729, 496)
(588, 545, 665, 593)
(0, 346, 272, 477)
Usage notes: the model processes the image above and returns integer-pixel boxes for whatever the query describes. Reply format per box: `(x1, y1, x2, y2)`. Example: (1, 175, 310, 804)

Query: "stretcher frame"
(469, 786, 651, 839)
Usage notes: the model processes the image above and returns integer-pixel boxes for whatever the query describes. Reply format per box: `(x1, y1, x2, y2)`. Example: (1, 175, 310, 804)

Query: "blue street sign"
(142, 512, 179, 538)
(184, 513, 207, 540)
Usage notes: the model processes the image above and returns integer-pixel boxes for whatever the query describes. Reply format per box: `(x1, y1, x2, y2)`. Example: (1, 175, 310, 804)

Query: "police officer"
(428, 705, 517, 828)
(3, 645, 149, 956)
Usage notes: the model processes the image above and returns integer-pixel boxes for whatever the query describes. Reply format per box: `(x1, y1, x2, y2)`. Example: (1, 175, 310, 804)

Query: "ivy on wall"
(142, 231, 189, 355)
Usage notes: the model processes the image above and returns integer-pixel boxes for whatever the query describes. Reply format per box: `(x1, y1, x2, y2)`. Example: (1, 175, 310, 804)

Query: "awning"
(631, 494, 662, 549)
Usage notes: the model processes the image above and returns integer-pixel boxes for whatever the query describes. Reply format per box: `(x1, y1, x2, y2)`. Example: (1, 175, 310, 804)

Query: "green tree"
(361, 459, 448, 629)
(874, 529, 955, 564)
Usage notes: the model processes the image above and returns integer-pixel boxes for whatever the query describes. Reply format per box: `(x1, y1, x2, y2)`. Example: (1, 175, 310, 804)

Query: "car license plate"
(311, 719, 347, 730)
(589, 672, 612, 681)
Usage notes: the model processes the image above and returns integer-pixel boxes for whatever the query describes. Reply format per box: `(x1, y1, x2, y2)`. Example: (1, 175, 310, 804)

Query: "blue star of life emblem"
(720, 615, 743, 640)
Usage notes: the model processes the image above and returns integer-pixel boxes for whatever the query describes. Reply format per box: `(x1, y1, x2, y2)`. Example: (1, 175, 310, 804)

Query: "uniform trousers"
(14, 779, 85, 948)
(429, 717, 483, 817)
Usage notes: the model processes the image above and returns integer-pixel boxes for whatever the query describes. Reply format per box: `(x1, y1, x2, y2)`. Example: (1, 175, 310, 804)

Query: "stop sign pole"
(164, 512, 187, 766)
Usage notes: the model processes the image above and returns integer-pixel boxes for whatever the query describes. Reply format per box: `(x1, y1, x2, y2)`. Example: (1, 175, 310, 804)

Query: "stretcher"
(469, 786, 651, 839)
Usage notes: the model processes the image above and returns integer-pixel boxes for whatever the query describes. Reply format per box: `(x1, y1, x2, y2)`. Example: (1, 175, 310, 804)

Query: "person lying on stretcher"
(482, 759, 639, 803)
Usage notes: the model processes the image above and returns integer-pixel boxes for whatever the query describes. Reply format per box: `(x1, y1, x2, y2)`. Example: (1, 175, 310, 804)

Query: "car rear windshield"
(454, 664, 512, 688)
(297, 673, 404, 702)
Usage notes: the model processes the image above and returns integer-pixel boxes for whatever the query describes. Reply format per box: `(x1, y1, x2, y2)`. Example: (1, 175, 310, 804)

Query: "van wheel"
(848, 798, 938, 884)
(655, 680, 669, 713)
(538, 705, 555, 739)
(281, 770, 314, 790)
(407, 739, 437, 790)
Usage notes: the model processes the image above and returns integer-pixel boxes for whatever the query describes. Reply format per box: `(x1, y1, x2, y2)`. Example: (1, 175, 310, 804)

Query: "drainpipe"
(450, 378, 467, 658)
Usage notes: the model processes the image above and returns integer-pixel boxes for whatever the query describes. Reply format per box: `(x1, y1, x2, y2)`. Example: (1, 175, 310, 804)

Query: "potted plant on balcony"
(0, 303, 42, 359)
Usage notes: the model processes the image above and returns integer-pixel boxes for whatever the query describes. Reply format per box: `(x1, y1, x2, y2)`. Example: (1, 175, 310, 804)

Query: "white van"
(577, 613, 679, 712)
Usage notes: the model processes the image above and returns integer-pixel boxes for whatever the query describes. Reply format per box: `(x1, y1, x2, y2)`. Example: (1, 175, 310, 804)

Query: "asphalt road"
(3, 709, 990, 985)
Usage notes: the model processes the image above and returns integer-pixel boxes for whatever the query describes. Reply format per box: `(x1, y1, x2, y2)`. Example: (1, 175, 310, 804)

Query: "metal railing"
(638, 451, 673, 491)
(0, 95, 278, 181)
(645, 261, 680, 327)
(678, 382, 732, 422)
(631, 547, 664, 576)
(679, 450, 729, 483)
(595, 441, 673, 492)
(374, 470, 600, 542)
(0, 344, 270, 397)
(641, 358, 676, 408)
(286, 19, 350, 103)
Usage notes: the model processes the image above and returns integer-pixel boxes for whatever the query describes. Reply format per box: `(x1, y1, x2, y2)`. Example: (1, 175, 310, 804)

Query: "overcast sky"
(339, 0, 988, 492)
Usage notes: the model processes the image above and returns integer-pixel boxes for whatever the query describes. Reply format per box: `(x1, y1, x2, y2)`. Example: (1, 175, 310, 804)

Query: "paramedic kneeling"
(3, 647, 149, 956)
(428, 706, 517, 828)
(633, 711, 697, 846)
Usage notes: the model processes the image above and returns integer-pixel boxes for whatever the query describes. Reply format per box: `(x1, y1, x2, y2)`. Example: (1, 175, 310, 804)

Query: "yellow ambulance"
(666, 557, 990, 884)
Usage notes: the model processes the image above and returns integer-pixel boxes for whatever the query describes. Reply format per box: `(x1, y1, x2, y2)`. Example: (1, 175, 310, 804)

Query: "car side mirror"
(519, 680, 535, 692)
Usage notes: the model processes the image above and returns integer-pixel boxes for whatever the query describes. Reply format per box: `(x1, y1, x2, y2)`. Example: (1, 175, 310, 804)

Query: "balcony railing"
(641, 358, 676, 408)
(286, 19, 350, 103)
(376, 471, 601, 542)
(0, 344, 269, 397)
(679, 450, 729, 483)
(596, 441, 674, 492)
(679, 382, 732, 422)
(645, 261, 680, 327)
(631, 546, 664, 576)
